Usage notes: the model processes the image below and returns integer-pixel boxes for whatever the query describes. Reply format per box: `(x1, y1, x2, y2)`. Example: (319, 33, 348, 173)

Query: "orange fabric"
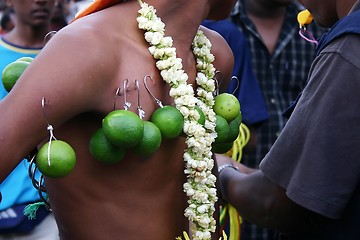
(71, 0, 121, 23)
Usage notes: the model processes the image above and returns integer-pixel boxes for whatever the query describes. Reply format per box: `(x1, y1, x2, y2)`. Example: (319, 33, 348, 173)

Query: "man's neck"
(2, 26, 50, 48)
(244, 0, 289, 54)
(148, 0, 207, 56)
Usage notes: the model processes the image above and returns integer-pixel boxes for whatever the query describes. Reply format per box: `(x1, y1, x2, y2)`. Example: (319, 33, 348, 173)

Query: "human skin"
(0, 0, 236, 239)
(299, 0, 356, 27)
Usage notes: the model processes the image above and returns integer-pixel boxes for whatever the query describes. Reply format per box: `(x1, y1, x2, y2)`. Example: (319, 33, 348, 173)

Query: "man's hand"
(215, 153, 255, 174)
(215, 154, 234, 170)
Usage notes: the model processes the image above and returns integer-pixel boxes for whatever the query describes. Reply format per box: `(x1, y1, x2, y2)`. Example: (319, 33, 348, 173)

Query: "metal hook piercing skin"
(43, 31, 57, 46)
(41, 97, 51, 127)
(113, 87, 122, 110)
(143, 75, 164, 108)
(135, 80, 146, 119)
(123, 79, 131, 110)
(41, 97, 56, 166)
(231, 76, 240, 95)
(214, 71, 221, 96)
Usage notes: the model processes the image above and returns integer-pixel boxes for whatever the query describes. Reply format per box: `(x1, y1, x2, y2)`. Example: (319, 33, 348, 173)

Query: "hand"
(215, 154, 257, 175)
(215, 154, 234, 171)
(215, 154, 239, 204)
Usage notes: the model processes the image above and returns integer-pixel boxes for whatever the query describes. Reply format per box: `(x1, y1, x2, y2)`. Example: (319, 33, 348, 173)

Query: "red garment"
(71, 0, 121, 22)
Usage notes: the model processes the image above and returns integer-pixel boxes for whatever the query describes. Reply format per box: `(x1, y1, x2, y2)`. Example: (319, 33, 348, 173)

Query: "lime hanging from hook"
(36, 140, 77, 178)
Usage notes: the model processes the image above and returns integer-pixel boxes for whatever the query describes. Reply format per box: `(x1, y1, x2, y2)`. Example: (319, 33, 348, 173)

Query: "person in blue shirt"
(0, 0, 59, 238)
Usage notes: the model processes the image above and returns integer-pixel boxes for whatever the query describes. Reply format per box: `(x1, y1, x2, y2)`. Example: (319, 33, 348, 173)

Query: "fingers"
(215, 153, 233, 168)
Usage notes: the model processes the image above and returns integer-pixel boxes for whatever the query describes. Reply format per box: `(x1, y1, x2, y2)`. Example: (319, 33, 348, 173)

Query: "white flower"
(150, 19, 165, 32)
(169, 84, 193, 97)
(137, 16, 149, 29)
(174, 95, 197, 108)
(156, 56, 178, 70)
(160, 36, 173, 47)
(137, 3, 217, 239)
(144, 31, 163, 45)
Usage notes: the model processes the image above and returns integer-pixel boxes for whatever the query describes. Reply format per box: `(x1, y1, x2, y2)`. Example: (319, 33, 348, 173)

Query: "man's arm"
(0, 24, 116, 183)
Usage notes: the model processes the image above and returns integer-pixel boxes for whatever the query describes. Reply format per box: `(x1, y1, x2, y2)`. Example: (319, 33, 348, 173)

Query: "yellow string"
(220, 123, 250, 240)
(229, 205, 241, 240)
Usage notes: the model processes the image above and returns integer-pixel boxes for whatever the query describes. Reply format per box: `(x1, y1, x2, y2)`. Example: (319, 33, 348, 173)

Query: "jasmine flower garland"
(137, 1, 218, 239)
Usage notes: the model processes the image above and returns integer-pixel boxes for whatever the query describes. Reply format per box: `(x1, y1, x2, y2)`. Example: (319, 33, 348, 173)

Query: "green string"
(23, 195, 49, 220)
(23, 201, 46, 220)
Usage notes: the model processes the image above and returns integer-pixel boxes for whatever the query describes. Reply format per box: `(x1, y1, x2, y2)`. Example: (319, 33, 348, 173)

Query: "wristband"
(218, 163, 238, 175)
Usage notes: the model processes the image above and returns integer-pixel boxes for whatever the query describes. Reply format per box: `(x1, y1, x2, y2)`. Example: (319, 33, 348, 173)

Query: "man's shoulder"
(202, 20, 238, 33)
(322, 34, 360, 69)
(201, 20, 246, 46)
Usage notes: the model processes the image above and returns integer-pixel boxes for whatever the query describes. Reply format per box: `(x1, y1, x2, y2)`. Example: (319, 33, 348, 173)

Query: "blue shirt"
(0, 36, 41, 210)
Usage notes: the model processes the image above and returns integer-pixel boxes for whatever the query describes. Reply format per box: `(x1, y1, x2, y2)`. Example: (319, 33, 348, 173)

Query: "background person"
(0, 7, 15, 34)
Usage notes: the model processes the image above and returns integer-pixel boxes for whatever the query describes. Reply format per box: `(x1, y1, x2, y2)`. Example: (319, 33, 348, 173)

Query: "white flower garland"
(137, 1, 218, 239)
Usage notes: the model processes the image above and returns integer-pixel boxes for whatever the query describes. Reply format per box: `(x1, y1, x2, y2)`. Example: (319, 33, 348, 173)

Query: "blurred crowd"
(0, 0, 93, 34)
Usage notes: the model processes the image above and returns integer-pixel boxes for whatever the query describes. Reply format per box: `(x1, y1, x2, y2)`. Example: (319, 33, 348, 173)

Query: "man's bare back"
(0, 0, 236, 239)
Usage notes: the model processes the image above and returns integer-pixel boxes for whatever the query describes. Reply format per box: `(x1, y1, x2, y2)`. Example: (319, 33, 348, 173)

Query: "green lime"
(16, 57, 34, 63)
(195, 106, 206, 125)
(133, 121, 162, 156)
(151, 106, 184, 139)
(2, 61, 30, 92)
(234, 112, 242, 124)
(36, 140, 77, 178)
(89, 128, 126, 164)
(213, 93, 241, 122)
(214, 115, 230, 143)
(212, 142, 233, 154)
(226, 113, 242, 142)
(102, 110, 144, 148)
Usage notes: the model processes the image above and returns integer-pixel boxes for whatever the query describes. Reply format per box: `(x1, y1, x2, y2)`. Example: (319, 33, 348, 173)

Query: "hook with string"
(123, 79, 131, 110)
(113, 87, 122, 110)
(230, 76, 240, 95)
(143, 75, 164, 108)
(135, 79, 145, 119)
(214, 71, 222, 96)
(41, 97, 57, 167)
(27, 97, 54, 211)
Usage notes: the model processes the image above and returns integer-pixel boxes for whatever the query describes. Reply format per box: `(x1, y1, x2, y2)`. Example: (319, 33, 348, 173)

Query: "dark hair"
(1, 8, 15, 32)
